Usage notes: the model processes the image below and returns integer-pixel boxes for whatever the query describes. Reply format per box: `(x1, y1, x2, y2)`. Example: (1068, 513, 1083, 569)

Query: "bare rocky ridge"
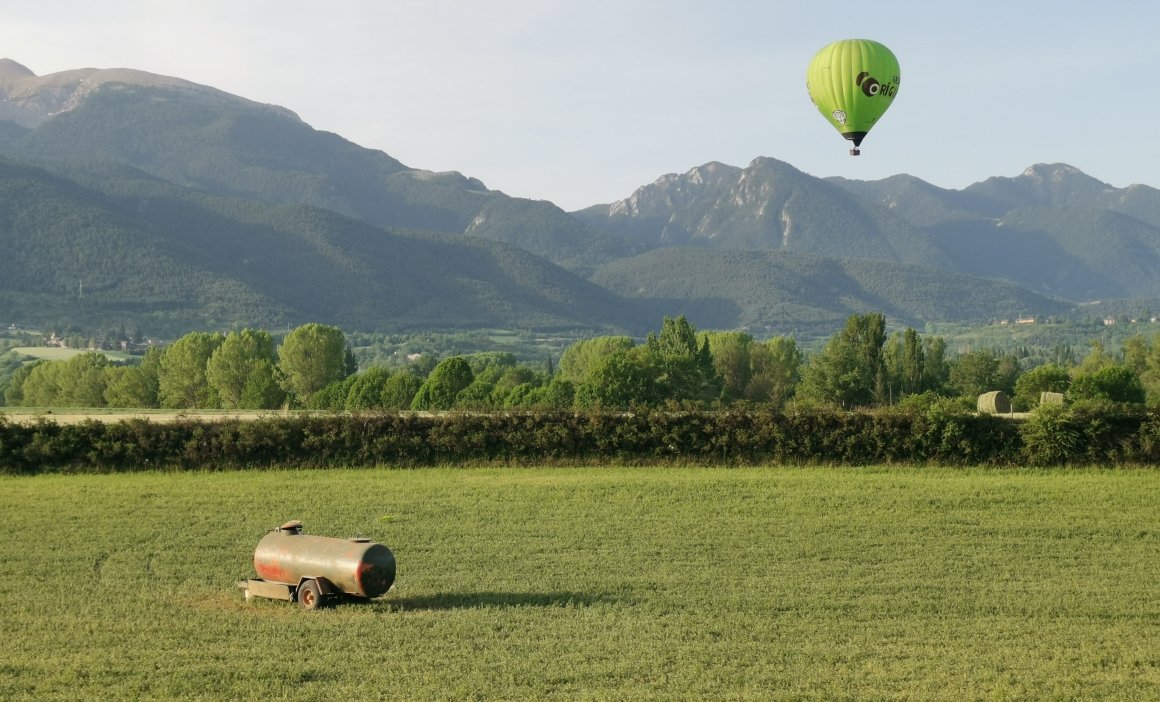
(0, 58, 297, 128)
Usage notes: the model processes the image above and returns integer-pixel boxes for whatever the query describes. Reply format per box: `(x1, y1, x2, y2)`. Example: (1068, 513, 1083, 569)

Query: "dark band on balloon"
(842, 132, 868, 147)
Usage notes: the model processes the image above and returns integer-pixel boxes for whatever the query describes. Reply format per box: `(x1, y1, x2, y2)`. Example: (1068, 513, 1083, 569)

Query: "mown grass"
(2, 466, 1158, 700)
(0, 408, 285, 425)
(11, 346, 133, 362)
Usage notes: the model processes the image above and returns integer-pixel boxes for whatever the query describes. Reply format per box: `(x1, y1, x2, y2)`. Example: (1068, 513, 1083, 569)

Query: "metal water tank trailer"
(238, 521, 396, 609)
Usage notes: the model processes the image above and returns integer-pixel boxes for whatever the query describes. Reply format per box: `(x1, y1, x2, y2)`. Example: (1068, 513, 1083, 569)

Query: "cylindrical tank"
(253, 522, 396, 598)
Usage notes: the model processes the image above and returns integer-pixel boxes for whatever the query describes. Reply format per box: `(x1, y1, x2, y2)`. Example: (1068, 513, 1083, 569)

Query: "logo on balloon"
(832, 110, 847, 126)
(855, 71, 898, 98)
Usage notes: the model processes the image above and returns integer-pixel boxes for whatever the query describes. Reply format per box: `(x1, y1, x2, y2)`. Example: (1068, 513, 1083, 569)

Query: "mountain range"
(0, 58, 1156, 338)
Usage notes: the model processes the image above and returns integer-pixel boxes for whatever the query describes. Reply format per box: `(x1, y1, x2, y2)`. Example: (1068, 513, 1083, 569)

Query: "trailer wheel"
(298, 579, 324, 610)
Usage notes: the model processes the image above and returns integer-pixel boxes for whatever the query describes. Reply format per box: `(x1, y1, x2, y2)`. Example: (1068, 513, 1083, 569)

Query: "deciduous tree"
(16, 360, 62, 407)
(277, 323, 352, 406)
(558, 336, 634, 383)
(574, 350, 658, 409)
(951, 350, 994, 399)
(798, 313, 886, 408)
(207, 329, 283, 409)
(343, 367, 391, 410)
(1013, 363, 1070, 409)
(749, 336, 802, 406)
(103, 346, 163, 408)
(1069, 365, 1145, 404)
(380, 372, 422, 410)
(644, 316, 719, 404)
(56, 352, 110, 407)
(158, 332, 225, 409)
(3, 360, 46, 406)
(411, 356, 474, 411)
(703, 331, 753, 402)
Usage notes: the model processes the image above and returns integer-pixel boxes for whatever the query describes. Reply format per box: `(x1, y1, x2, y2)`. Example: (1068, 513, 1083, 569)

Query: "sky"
(0, 1, 1156, 210)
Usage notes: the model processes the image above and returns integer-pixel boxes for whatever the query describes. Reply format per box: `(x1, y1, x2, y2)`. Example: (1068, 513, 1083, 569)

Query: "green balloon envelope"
(806, 39, 900, 151)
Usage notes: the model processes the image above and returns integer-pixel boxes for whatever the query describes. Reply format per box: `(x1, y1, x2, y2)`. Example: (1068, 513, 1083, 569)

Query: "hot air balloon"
(806, 39, 900, 155)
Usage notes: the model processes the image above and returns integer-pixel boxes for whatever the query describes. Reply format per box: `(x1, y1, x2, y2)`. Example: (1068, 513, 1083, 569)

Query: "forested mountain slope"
(590, 247, 1069, 335)
(1, 58, 1154, 336)
(582, 159, 1160, 303)
(0, 60, 635, 272)
(0, 158, 644, 334)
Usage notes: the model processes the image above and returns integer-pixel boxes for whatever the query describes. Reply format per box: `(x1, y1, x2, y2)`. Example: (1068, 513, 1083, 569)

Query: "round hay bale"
(977, 390, 1011, 414)
(1039, 391, 1064, 406)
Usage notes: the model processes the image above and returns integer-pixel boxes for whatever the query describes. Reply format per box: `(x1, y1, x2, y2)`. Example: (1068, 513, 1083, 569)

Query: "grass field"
(1, 408, 284, 424)
(3, 466, 1158, 700)
(11, 346, 133, 362)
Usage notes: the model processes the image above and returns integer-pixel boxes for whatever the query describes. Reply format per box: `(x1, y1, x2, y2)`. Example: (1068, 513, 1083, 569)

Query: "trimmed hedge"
(1, 408, 1157, 474)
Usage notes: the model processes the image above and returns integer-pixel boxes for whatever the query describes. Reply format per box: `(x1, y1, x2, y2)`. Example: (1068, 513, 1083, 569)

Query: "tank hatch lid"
(278, 520, 303, 534)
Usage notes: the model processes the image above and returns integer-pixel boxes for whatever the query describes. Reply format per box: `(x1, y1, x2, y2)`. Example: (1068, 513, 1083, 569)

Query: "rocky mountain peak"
(606, 162, 743, 217)
(1022, 162, 1076, 179)
(963, 162, 1114, 210)
(1020, 162, 1105, 187)
(1017, 163, 1113, 207)
(685, 161, 738, 185)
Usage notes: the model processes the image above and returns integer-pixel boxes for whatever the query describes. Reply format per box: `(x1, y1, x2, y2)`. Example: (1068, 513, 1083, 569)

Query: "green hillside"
(1, 81, 633, 270)
(590, 247, 1070, 337)
(826, 174, 1009, 226)
(0, 159, 646, 334)
(928, 208, 1160, 300)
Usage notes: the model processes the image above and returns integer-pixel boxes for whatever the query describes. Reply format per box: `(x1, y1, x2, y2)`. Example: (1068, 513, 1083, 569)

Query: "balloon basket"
(849, 148, 861, 156)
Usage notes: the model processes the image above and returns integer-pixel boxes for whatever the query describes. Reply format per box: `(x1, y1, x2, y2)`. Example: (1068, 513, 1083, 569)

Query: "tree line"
(3, 314, 1159, 412)
(2, 324, 353, 410)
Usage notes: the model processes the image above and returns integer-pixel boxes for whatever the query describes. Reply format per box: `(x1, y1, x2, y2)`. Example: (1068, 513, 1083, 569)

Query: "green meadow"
(3, 466, 1157, 700)
(11, 346, 133, 362)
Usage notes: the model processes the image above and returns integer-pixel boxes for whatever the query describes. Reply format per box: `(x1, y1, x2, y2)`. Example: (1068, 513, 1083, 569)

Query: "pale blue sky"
(1, 1, 1154, 209)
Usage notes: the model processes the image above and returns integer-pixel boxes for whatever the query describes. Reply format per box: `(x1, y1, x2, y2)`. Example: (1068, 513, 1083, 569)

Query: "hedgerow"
(3, 405, 1159, 474)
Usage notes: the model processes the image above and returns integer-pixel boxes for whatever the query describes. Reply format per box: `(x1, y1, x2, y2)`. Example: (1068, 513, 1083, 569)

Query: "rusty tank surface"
(239, 521, 396, 609)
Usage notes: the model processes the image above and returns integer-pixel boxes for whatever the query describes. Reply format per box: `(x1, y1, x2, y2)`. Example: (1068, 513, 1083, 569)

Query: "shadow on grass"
(375, 590, 626, 612)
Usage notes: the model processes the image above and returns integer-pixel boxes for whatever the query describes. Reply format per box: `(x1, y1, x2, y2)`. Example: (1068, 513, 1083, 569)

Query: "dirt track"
(1, 410, 289, 425)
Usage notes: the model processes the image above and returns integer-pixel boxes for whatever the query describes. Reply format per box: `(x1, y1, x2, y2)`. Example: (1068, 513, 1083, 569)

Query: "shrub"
(3, 406, 1158, 474)
(1020, 404, 1081, 466)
